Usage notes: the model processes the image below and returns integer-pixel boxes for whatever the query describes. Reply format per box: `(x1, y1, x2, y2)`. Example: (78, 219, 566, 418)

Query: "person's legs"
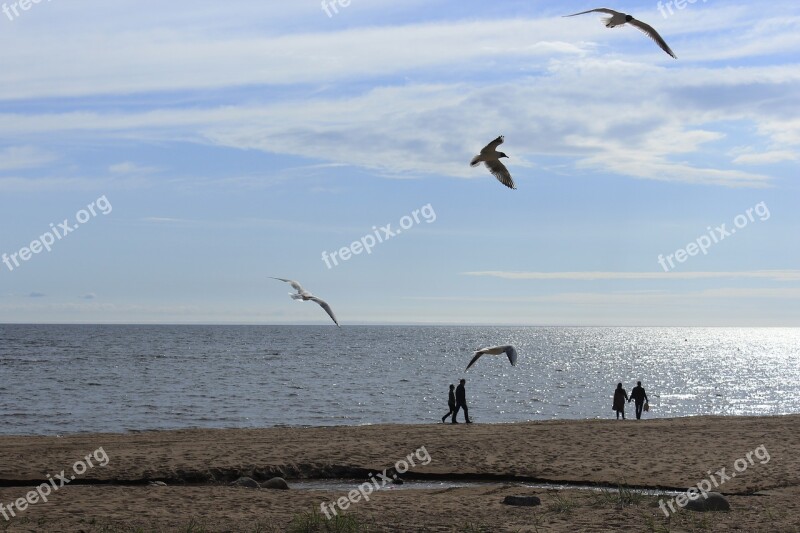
(635, 402, 643, 419)
(452, 404, 461, 423)
(463, 404, 471, 423)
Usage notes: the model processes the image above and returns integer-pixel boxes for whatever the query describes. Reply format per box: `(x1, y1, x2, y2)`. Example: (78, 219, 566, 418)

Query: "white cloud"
(463, 270, 800, 281)
(407, 287, 800, 304)
(733, 150, 798, 165)
(141, 217, 191, 224)
(0, 146, 55, 171)
(0, 4, 798, 100)
(0, 3, 796, 191)
(109, 162, 159, 174)
(0, 175, 150, 192)
(0, 176, 103, 192)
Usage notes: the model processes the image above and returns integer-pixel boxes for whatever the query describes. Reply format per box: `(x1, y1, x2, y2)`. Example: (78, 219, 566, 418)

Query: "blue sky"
(0, 0, 798, 325)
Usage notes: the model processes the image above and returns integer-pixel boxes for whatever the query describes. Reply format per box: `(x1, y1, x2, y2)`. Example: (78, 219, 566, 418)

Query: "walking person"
(628, 381, 649, 420)
(441, 384, 456, 423)
(453, 379, 471, 423)
(613, 382, 628, 420)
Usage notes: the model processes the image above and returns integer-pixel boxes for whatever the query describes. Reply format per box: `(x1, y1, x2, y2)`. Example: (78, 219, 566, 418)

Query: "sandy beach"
(0, 415, 798, 532)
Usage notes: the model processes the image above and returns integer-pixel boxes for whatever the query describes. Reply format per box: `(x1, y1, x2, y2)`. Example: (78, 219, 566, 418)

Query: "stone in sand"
(230, 476, 260, 489)
(502, 495, 541, 507)
(685, 492, 730, 512)
(148, 481, 167, 487)
(262, 477, 290, 490)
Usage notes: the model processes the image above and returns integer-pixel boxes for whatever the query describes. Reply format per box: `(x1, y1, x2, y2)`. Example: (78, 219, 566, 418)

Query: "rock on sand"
(230, 477, 260, 489)
(685, 492, 730, 512)
(262, 477, 290, 490)
(502, 495, 541, 507)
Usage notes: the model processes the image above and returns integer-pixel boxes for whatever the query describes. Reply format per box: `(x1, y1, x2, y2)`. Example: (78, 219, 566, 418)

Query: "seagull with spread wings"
(470, 135, 516, 190)
(465, 345, 519, 371)
(270, 277, 340, 327)
(564, 8, 677, 59)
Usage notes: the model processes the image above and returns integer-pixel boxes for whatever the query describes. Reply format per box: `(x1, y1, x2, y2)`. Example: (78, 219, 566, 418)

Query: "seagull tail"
(289, 293, 303, 300)
(470, 155, 482, 167)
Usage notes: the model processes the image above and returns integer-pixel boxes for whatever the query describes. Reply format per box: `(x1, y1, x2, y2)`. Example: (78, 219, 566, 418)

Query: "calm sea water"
(0, 325, 798, 435)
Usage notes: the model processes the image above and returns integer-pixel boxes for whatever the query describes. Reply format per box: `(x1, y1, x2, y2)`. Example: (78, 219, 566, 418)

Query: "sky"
(0, 0, 798, 325)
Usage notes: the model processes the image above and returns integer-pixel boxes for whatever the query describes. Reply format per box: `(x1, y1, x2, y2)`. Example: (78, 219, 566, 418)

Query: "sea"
(0, 325, 798, 436)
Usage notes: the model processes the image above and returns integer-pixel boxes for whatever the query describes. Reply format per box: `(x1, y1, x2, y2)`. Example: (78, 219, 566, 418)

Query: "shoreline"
(4, 411, 798, 438)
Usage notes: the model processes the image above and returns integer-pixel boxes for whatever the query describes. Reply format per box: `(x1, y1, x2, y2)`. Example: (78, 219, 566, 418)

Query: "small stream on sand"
(288, 479, 681, 496)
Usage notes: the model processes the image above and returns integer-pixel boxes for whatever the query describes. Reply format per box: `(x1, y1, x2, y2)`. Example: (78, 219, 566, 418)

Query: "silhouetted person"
(453, 379, 471, 423)
(613, 382, 628, 420)
(441, 384, 456, 423)
(628, 381, 649, 420)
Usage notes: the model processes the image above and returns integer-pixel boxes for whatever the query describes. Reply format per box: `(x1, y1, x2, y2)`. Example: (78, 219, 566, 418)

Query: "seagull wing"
(481, 135, 505, 155)
(465, 351, 485, 371)
(309, 296, 340, 327)
(629, 18, 677, 58)
(504, 345, 519, 366)
(563, 8, 620, 17)
(479, 346, 503, 355)
(485, 160, 516, 190)
(270, 277, 306, 294)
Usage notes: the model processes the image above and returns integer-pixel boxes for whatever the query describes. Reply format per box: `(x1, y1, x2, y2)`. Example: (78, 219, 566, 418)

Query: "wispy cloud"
(0, 175, 150, 192)
(0, 146, 56, 171)
(0, 6, 796, 189)
(109, 161, 160, 174)
(0, 176, 101, 192)
(463, 270, 800, 281)
(407, 287, 800, 304)
(732, 150, 798, 165)
(141, 217, 194, 224)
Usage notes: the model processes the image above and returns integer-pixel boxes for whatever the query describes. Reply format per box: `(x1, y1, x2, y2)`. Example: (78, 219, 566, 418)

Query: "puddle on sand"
(287, 479, 679, 496)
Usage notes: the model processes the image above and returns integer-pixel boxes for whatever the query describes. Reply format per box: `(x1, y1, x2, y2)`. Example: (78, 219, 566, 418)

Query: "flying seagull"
(564, 8, 677, 59)
(465, 345, 519, 371)
(270, 277, 340, 327)
(470, 135, 515, 190)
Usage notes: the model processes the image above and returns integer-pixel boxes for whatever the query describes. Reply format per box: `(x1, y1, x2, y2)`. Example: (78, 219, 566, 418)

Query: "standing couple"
(441, 379, 471, 423)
